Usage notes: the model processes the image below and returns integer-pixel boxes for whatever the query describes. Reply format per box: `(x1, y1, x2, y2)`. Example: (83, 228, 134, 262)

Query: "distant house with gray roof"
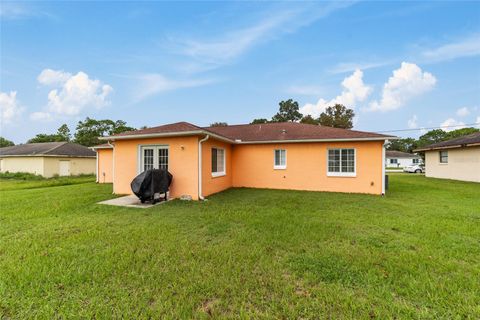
(0, 142, 96, 177)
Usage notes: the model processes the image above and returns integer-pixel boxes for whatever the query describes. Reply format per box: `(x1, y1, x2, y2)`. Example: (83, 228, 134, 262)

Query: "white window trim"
(137, 144, 169, 174)
(211, 147, 226, 177)
(326, 148, 357, 177)
(273, 149, 287, 170)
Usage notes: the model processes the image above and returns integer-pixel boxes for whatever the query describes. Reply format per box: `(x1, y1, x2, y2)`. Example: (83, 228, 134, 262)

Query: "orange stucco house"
(92, 122, 396, 200)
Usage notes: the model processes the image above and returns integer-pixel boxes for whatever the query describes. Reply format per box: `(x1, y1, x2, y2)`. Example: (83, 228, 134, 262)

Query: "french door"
(140, 146, 169, 172)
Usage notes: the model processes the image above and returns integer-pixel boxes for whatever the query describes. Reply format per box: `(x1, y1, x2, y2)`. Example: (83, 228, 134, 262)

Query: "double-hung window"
(211, 147, 226, 177)
(327, 148, 356, 177)
(390, 159, 398, 164)
(274, 149, 286, 169)
(140, 145, 169, 172)
(439, 151, 448, 164)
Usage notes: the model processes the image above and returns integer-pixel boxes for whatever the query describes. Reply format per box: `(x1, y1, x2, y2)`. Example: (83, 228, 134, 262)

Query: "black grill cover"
(131, 169, 173, 202)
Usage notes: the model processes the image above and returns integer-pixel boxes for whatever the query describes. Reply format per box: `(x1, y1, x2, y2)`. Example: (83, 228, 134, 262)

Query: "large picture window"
(274, 149, 286, 169)
(140, 146, 169, 172)
(211, 147, 225, 177)
(327, 148, 356, 177)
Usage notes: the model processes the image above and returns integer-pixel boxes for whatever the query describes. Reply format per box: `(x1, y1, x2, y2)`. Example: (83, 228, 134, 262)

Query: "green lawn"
(0, 175, 479, 319)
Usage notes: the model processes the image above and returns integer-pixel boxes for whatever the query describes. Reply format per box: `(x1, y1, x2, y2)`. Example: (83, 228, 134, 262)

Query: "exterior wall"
(42, 157, 95, 178)
(0, 157, 44, 176)
(231, 141, 384, 195)
(112, 136, 200, 199)
(201, 138, 233, 197)
(97, 149, 113, 183)
(385, 157, 421, 168)
(0, 156, 95, 177)
(425, 146, 480, 182)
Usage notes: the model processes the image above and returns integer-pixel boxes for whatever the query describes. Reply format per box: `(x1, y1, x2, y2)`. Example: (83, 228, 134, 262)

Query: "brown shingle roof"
(414, 132, 480, 151)
(386, 150, 420, 159)
(102, 121, 395, 143)
(0, 142, 95, 157)
(112, 122, 203, 137)
(204, 122, 393, 142)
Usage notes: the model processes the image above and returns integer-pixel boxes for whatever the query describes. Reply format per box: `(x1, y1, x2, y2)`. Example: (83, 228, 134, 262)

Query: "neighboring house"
(0, 142, 96, 177)
(94, 121, 396, 199)
(385, 150, 422, 168)
(414, 132, 480, 183)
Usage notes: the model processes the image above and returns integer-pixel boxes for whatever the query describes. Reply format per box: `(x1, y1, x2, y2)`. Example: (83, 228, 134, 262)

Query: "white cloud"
(456, 107, 470, 117)
(0, 91, 24, 124)
(440, 118, 466, 132)
(37, 69, 71, 85)
(407, 114, 418, 129)
(300, 69, 372, 117)
(422, 34, 480, 62)
(329, 60, 391, 74)
(0, 2, 53, 20)
(133, 73, 215, 102)
(168, 2, 354, 71)
(32, 69, 113, 119)
(30, 111, 53, 122)
(367, 62, 436, 112)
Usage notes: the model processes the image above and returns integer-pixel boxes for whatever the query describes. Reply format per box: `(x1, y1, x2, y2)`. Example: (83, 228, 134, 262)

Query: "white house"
(385, 150, 422, 168)
(414, 132, 480, 183)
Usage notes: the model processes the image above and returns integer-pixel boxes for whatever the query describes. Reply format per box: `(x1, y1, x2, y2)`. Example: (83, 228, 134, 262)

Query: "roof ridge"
(44, 141, 69, 155)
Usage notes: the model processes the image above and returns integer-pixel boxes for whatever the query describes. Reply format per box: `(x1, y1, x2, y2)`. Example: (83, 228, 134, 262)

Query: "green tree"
(271, 99, 302, 122)
(386, 138, 418, 153)
(28, 124, 73, 144)
(210, 122, 228, 127)
(74, 117, 136, 147)
(300, 115, 319, 125)
(250, 118, 269, 124)
(28, 134, 63, 143)
(416, 129, 448, 148)
(318, 104, 355, 129)
(57, 124, 71, 141)
(0, 137, 14, 147)
(445, 127, 479, 140)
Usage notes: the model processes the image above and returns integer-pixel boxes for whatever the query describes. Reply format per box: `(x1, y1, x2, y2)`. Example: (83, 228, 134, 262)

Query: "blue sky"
(1, 1, 479, 143)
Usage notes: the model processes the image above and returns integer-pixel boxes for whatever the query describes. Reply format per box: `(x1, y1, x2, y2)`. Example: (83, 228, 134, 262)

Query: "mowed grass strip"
(0, 175, 479, 318)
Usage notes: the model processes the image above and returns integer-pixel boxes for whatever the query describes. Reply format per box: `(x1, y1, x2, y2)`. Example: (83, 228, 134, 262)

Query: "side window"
(328, 149, 356, 176)
(211, 148, 226, 176)
(439, 151, 448, 164)
(274, 149, 286, 169)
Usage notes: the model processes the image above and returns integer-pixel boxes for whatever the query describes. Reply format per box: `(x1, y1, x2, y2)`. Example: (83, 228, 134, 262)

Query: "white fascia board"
(236, 137, 395, 144)
(100, 130, 235, 144)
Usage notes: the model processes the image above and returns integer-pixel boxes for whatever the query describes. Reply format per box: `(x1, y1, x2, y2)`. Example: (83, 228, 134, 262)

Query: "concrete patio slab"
(98, 195, 169, 208)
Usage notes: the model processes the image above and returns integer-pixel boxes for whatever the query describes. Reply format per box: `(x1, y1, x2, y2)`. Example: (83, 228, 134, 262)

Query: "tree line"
(1, 98, 477, 151)
(211, 99, 356, 129)
(0, 117, 136, 148)
(386, 127, 479, 153)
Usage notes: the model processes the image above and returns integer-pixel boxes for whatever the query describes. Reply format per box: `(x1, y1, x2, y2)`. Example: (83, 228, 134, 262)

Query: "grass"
(0, 175, 479, 318)
(0, 174, 95, 191)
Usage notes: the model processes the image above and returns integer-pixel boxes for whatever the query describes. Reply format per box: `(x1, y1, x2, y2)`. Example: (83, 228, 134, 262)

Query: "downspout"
(108, 140, 115, 194)
(198, 135, 210, 200)
(382, 140, 387, 196)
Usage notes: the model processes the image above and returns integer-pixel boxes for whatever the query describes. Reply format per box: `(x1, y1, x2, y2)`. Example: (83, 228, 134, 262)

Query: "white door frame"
(137, 145, 169, 173)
